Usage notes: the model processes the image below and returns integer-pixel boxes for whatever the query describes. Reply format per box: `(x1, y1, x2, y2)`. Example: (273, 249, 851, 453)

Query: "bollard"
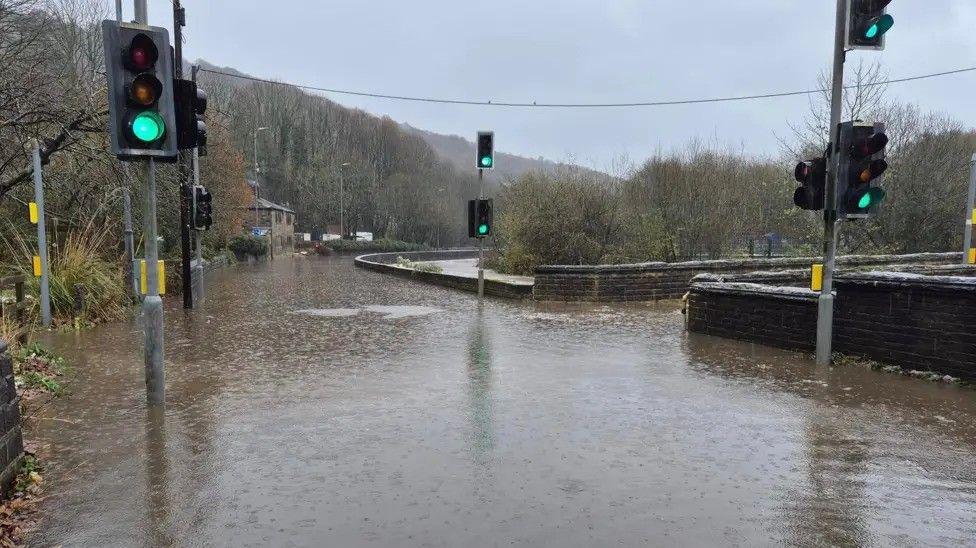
(73, 283, 86, 318)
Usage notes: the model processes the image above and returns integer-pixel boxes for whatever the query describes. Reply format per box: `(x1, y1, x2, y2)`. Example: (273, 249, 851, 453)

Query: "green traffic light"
(857, 187, 887, 209)
(480, 156, 492, 168)
(478, 224, 489, 235)
(864, 14, 894, 39)
(131, 111, 165, 143)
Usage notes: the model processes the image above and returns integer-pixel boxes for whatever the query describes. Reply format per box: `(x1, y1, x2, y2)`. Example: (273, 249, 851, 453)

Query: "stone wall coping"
(535, 252, 957, 275)
(690, 281, 820, 302)
(356, 249, 480, 266)
(691, 270, 807, 283)
(354, 250, 533, 298)
(837, 271, 976, 293)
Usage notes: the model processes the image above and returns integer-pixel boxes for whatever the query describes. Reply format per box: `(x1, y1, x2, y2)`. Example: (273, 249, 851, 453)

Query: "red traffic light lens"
(795, 161, 811, 182)
(129, 73, 162, 106)
(856, 0, 892, 14)
(853, 132, 889, 158)
(125, 34, 159, 71)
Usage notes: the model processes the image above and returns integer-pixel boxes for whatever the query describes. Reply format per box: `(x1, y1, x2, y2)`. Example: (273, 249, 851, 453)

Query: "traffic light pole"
(143, 158, 165, 405)
(816, 0, 849, 366)
(173, 0, 193, 310)
(134, 0, 164, 405)
(477, 168, 485, 301)
(964, 153, 976, 265)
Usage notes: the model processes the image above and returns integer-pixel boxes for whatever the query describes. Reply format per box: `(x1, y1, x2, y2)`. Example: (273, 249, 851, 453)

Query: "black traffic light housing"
(102, 20, 178, 160)
(468, 198, 493, 238)
(192, 185, 213, 231)
(837, 121, 888, 219)
(476, 131, 494, 170)
(174, 78, 208, 154)
(793, 156, 827, 211)
(846, 0, 894, 50)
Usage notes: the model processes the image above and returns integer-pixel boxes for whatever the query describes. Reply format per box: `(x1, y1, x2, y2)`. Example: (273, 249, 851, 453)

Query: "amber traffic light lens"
(859, 159, 889, 183)
(129, 74, 162, 106)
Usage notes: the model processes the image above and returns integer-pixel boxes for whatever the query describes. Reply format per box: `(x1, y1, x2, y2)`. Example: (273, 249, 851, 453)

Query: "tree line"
(491, 63, 976, 273)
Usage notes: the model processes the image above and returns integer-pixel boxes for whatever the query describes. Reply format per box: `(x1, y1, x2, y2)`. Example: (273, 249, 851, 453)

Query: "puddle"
(294, 305, 441, 320)
(294, 308, 361, 318)
(363, 305, 442, 319)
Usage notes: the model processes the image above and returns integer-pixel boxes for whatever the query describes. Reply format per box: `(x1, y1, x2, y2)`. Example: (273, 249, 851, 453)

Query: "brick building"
(243, 196, 296, 257)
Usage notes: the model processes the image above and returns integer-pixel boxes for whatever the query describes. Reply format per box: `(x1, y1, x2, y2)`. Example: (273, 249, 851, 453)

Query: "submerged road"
(27, 256, 976, 546)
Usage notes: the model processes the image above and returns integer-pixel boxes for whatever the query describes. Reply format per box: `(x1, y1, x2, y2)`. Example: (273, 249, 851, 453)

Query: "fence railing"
(0, 276, 28, 343)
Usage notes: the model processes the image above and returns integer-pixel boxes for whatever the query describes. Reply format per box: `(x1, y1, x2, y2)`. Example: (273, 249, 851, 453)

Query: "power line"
(198, 65, 976, 109)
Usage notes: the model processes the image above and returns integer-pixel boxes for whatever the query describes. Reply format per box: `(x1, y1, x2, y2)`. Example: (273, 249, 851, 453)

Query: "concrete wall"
(0, 342, 24, 498)
(534, 252, 960, 302)
(687, 269, 976, 380)
(355, 250, 533, 300)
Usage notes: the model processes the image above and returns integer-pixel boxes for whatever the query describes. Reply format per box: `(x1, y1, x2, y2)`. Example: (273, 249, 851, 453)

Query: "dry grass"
(1, 220, 129, 329)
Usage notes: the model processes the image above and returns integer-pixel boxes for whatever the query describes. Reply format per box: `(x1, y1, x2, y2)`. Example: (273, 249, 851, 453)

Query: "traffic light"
(793, 156, 827, 211)
(174, 79, 208, 155)
(102, 20, 178, 160)
(846, 0, 894, 50)
(192, 185, 213, 231)
(476, 131, 494, 170)
(467, 198, 493, 238)
(837, 121, 888, 219)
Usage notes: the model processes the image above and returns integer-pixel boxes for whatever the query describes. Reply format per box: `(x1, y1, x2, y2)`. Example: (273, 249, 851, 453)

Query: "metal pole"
(172, 0, 193, 309)
(816, 0, 848, 366)
(253, 129, 259, 229)
(339, 168, 345, 239)
(115, 0, 122, 22)
(477, 168, 485, 300)
(134, 0, 146, 25)
(964, 153, 976, 264)
(143, 158, 165, 404)
(32, 142, 51, 327)
(132, 0, 163, 405)
(123, 181, 138, 297)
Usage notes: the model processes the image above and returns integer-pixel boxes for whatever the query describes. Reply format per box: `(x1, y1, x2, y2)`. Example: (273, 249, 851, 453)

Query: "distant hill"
(194, 59, 600, 180)
(400, 124, 604, 183)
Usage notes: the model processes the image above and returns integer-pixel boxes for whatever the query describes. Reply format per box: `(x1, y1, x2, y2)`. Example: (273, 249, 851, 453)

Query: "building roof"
(248, 196, 295, 214)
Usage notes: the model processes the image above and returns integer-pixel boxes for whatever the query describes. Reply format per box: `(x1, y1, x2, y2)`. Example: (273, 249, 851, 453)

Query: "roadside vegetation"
(0, 454, 44, 547)
(395, 256, 443, 274)
(14, 343, 68, 400)
(0, 0, 251, 340)
(228, 234, 269, 261)
(326, 239, 431, 254)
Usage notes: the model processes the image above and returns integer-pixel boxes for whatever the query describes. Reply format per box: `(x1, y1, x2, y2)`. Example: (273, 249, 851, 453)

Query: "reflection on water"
(144, 406, 171, 547)
(466, 309, 494, 457)
(23, 256, 976, 546)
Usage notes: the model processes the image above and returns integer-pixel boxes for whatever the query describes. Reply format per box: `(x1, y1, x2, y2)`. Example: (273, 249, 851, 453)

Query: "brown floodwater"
(24, 255, 976, 546)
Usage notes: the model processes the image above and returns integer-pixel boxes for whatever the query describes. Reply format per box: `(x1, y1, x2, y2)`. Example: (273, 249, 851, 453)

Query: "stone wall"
(355, 250, 533, 300)
(534, 252, 960, 302)
(833, 273, 976, 380)
(686, 284, 818, 352)
(0, 342, 23, 498)
(687, 269, 976, 380)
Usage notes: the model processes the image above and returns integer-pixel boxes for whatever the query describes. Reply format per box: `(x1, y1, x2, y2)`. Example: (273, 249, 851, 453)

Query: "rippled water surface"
(26, 256, 976, 546)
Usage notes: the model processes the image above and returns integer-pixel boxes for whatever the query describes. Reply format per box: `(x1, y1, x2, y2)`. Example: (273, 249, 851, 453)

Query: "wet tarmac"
(26, 256, 976, 546)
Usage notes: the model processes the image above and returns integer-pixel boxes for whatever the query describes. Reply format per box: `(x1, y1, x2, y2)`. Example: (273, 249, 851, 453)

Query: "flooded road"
(27, 256, 976, 546)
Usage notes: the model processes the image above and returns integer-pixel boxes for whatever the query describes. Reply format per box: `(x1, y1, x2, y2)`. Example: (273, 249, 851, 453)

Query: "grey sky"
(143, 1, 976, 169)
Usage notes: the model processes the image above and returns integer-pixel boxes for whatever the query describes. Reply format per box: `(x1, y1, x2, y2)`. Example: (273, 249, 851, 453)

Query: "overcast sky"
(139, 1, 976, 169)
